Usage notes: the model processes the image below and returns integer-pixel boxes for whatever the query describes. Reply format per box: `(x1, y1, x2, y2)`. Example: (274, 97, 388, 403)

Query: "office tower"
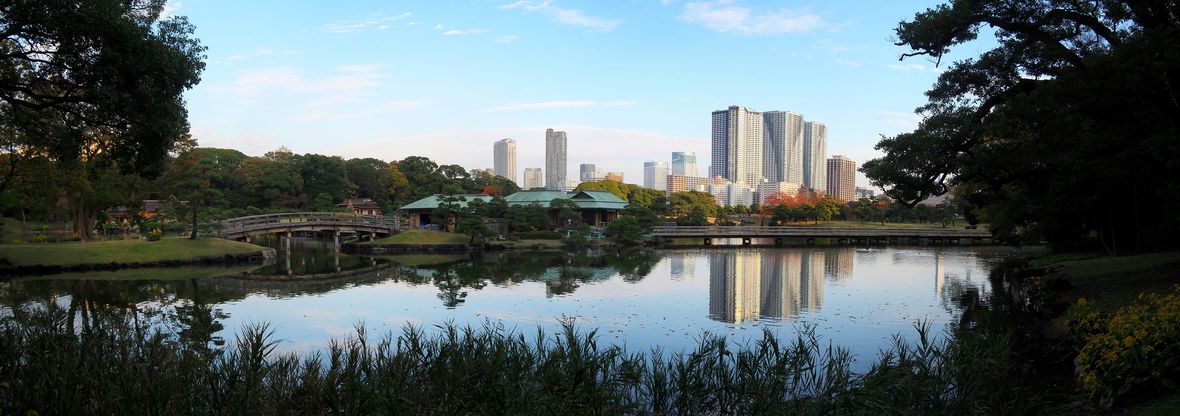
(757, 181, 801, 204)
(580, 164, 598, 181)
(545, 128, 567, 190)
(826, 155, 856, 202)
(604, 172, 624, 182)
(666, 175, 723, 194)
(644, 161, 668, 191)
(708, 181, 755, 207)
(671, 151, 697, 177)
(711, 105, 763, 186)
(762, 111, 804, 185)
(523, 168, 543, 189)
(492, 138, 516, 184)
(803, 122, 827, 191)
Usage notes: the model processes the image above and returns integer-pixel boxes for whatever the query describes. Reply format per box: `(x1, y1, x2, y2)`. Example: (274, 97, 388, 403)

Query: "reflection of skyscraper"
(708, 250, 761, 324)
(934, 253, 945, 296)
(669, 254, 695, 280)
(825, 247, 855, 281)
(800, 249, 825, 311)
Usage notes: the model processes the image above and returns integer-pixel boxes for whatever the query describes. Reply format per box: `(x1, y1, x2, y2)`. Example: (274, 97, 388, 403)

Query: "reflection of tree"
(603, 248, 662, 282)
(174, 279, 227, 354)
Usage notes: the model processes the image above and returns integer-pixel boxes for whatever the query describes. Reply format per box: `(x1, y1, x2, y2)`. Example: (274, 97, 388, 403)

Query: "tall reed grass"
(0, 305, 1041, 415)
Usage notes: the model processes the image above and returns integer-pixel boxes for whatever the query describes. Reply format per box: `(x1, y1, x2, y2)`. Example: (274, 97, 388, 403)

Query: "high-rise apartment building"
(604, 172, 624, 183)
(802, 122, 827, 192)
(711, 106, 763, 186)
(671, 151, 697, 177)
(763, 111, 804, 185)
(545, 129, 567, 190)
(643, 161, 668, 191)
(523, 168, 543, 189)
(826, 155, 856, 202)
(757, 181, 801, 204)
(579, 164, 599, 181)
(666, 175, 722, 194)
(492, 138, 516, 184)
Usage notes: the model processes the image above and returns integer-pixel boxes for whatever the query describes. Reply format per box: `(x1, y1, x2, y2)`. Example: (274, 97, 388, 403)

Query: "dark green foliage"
(605, 216, 643, 244)
(455, 217, 493, 244)
(865, 0, 1180, 253)
(677, 206, 709, 226)
(0, 306, 1044, 415)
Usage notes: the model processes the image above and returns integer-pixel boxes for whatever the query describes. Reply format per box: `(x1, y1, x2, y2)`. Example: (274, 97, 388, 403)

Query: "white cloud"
(161, 1, 183, 18)
(500, 1, 620, 31)
(320, 12, 412, 34)
(433, 23, 445, 30)
(483, 100, 636, 112)
(886, 63, 942, 73)
(442, 28, 488, 36)
(493, 35, 520, 43)
(680, 1, 822, 36)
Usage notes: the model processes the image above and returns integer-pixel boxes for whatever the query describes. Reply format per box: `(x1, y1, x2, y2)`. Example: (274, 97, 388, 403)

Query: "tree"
(668, 191, 717, 218)
(864, 0, 1180, 253)
(294, 154, 354, 210)
(0, 0, 206, 238)
(605, 217, 643, 244)
(677, 206, 709, 226)
(455, 217, 493, 244)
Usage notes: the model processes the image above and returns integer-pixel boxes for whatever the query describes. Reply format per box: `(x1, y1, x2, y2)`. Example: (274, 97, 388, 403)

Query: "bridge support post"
(245, 235, 251, 243)
(742, 237, 751, 246)
(334, 231, 340, 251)
(703, 238, 711, 246)
(370, 231, 375, 241)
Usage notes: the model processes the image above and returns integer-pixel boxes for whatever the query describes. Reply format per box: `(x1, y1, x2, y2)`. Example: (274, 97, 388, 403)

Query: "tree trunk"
(68, 196, 95, 242)
(191, 200, 198, 240)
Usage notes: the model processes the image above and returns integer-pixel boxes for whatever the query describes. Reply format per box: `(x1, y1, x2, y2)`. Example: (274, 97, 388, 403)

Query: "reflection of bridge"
(215, 212, 400, 242)
(653, 226, 992, 245)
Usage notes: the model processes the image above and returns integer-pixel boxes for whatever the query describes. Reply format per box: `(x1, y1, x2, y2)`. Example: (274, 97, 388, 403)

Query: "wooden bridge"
(651, 226, 993, 246)
(215, 212, 400, 242)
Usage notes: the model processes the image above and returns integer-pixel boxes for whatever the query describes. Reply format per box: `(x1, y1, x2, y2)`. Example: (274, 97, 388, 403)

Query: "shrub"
(515, 230, 562, 240)
(1073, 287, 1180, 407)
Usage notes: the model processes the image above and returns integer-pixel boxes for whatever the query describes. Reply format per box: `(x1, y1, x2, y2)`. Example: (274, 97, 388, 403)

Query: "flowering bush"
(144, 228, 163, 241)
(1072, 286, 1180, 408)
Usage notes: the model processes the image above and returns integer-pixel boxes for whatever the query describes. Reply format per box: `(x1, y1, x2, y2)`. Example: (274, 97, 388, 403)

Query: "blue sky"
(177, 0, 974, 188)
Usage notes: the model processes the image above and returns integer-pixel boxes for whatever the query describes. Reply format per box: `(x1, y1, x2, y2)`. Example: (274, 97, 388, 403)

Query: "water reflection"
(1, 246, 1033, 360)
(708, 248, 853, 324)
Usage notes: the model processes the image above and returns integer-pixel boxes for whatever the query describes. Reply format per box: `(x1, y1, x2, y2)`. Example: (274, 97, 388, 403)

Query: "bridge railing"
(650, 226, 990, 238)
(218, 212, 400, 236)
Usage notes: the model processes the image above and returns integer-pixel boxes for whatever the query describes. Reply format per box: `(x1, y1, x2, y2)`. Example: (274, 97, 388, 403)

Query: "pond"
(0, 239, 1034, 364)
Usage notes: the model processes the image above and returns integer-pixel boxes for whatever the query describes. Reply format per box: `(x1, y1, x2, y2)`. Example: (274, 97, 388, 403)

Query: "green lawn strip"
(1046, 252, 1180, 312)
(0, 238, 266, 267)
(17, 264, 262, 281)
(362, 230, 469, 246)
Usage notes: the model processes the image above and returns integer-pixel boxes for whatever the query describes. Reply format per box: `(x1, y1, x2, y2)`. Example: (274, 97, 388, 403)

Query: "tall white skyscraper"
(492, 138, 516, 184)
(643, 161, 668, 191)
(803, 122, 827, 192)
(671, 151, 697, 177)
(763, 111, 804, 185)
(523, 168, 543, 189)
(580, 163, 601, 181)
(711, 106, 763, 186)
(545, 128, 567, 190)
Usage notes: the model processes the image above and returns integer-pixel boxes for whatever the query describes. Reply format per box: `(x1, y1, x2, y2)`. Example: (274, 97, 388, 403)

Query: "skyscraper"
(827, 155, 856, 202)
(762, 111, 804, 185)
(580, 163, 599, 181)
(523, 168, 543, 189)
(492, 138, 516, 184)
(545, 128, 567, 190)
(671, 151, 697, 177)
(803, 122, 827, 192)
(643, 161, 668, 191)
(711, 106, 763, 186)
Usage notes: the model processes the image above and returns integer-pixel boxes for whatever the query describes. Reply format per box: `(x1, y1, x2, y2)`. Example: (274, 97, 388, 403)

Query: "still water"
(0, 239, 1032, 362)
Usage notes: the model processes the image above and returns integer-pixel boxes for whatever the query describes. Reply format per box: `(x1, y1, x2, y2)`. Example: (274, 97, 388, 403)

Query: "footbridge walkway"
(651, 226, 993, 245)
(215, 212, 400, 242)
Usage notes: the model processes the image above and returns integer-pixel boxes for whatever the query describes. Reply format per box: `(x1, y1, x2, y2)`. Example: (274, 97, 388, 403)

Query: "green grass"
(0, 238, 266, 267)
(17, 264, 262, 281)
(485, 239, 567, 250)
(1042, 252, 1180, 312)
(362, 230, 469, 246)
(799, 220, 977, 229)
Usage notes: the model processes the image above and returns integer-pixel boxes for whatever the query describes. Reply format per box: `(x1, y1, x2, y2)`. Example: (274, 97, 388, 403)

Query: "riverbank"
(0, 238, 274, 276)
(346, 229, 470, 253)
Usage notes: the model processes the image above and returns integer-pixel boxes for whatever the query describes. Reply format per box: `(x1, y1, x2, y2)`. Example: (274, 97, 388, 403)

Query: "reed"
(0, 306, 1040, 415)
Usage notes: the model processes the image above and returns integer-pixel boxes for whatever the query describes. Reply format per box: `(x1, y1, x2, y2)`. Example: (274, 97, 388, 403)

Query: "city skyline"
(177, 1, 966, 190)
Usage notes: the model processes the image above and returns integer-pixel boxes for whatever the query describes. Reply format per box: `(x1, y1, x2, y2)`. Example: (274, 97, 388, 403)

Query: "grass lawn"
(1042, 252, 1180, 312)
(363, 230, 469, 246)
(485, 239, 567, 250)
(0, 238, 266, 267)
(794, 220, 976, 229)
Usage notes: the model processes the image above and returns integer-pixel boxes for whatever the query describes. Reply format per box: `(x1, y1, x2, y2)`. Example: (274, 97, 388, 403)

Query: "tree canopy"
(863, 0, 1180, 253)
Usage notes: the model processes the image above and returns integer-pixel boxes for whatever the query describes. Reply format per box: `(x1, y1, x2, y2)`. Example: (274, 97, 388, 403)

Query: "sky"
(175, 0, 980, 189)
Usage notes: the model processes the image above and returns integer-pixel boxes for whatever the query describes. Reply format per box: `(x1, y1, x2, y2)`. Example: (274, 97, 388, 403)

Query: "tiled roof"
(400, 194, 494, 210)
(402, 190, 628, 211)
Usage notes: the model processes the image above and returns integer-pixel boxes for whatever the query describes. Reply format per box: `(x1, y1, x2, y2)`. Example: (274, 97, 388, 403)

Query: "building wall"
(762, 111, 804, 185)
(756, 181, 801, 204)
(826, 155, 856, 202)
(523, 168, 543, 189)
(644, 161, 668, 190)
(579, 163, 598, 181)
(666, 174, 720, 194)
(803, 122, 827, 192)
(493, 138, 517, 184)
(545, 129, 567, 190)
(671, 151, 697, 177)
